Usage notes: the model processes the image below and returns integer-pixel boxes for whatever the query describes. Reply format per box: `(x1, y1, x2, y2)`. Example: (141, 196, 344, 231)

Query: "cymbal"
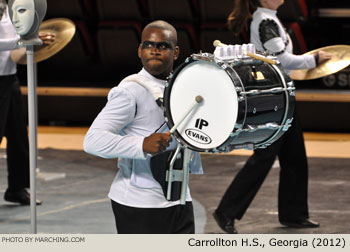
(290, 45, 350, 80)
(11, 18, 76, 65)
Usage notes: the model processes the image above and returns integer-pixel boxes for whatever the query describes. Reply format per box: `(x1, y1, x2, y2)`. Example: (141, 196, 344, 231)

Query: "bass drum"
(163, 54, 295, 153)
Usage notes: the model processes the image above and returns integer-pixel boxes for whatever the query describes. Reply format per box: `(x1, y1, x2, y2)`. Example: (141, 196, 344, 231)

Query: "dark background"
(14, 0, 350, 130)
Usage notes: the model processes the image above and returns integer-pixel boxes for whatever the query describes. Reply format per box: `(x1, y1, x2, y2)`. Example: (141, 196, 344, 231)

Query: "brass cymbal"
(10, 18, 76, 65)
(290, 45, 350, 80)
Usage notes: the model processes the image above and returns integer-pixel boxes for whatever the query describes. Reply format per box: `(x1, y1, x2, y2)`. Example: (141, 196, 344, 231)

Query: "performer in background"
(0, 0, 54, 205)
(84, 20, 202, 234)
(213, 0, 331, 234)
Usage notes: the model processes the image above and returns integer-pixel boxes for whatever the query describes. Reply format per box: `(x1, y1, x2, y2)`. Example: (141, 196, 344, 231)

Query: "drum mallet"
(213, 40, 277, 65)
(246, 52, 277, 65)
(213, 39, 227, 47)
(168, 95, 203, 134)
(166, 96, 203, 205)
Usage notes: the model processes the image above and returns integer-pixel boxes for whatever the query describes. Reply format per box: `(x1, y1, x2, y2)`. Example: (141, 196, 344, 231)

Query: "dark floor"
(191, 154, 350, 234)
(0, 148, 349, 234)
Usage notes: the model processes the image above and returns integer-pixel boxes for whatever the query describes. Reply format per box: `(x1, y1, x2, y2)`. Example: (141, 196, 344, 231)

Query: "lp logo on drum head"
(195, 118, 209, 130)
(184, 118, 212, 145)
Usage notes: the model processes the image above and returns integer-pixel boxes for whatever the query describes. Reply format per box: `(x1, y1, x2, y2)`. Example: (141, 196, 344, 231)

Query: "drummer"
(213, 0, 331, 234)
(83, 20, 202, 234)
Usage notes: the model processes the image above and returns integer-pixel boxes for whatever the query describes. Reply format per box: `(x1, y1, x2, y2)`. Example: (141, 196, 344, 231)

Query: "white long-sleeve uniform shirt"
(84, 68, 202, 208)
(0, 7, 20, 75)
(250, 7, 315, 73)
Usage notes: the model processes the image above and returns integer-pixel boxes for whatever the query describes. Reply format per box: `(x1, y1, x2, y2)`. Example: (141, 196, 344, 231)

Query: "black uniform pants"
(217, 111, 309, 222)
(0, 75, 30, 191)
(111, 200, 195, 234)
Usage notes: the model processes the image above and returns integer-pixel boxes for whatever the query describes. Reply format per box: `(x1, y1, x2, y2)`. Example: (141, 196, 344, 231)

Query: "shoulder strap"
(121, 74, 164, 108)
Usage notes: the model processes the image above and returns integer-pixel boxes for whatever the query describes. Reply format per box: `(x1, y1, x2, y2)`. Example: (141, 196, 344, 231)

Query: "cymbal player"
(214, 0, 332, 234)
(0, 0, 54, 205)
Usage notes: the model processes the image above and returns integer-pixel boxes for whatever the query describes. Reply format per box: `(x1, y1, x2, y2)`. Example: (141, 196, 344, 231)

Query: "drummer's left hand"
(318, 50, 332, 64)
(39, 32, 56, 45)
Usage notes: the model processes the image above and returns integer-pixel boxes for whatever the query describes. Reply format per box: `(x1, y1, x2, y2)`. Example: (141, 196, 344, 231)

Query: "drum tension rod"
(251, 65, 258, 79)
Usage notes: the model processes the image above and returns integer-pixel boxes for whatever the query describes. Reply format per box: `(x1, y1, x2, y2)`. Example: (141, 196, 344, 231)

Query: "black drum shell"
(164, 56, 295, 152)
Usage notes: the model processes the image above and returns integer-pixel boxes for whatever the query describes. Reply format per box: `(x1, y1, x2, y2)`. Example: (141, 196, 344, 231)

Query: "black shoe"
(213, 210, 238, 234)
(280, 219, 320, 228)
(4, 189, 42, 205)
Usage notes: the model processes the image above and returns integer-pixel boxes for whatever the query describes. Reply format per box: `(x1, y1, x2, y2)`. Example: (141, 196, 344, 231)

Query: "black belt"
(0, 74, 17, 81)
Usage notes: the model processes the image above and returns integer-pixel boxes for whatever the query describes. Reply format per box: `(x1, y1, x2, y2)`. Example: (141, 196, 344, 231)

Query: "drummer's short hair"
(142, 20, 177, 46)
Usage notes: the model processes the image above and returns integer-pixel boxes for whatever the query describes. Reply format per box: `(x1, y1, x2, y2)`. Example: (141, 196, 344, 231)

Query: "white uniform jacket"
(250, 7, 316, 73)
(84, 68, 203, 208)
(0, 7, 20, 75)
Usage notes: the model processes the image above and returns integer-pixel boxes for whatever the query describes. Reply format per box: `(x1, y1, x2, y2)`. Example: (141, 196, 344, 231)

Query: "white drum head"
(168, 60, 239, 150)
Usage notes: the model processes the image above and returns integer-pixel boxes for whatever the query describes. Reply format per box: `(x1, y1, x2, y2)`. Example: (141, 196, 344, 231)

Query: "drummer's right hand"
(317, 50, 332, 64)
(143, 133, 172, 155)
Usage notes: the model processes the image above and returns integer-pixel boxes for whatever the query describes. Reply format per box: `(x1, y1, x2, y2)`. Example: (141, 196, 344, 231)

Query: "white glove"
(214, 43, 256, 60)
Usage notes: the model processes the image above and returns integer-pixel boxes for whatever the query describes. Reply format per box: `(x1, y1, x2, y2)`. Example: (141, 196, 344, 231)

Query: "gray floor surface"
(0, 148, 349, 234)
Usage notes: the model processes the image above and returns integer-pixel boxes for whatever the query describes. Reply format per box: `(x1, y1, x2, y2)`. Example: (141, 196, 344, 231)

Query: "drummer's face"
(260, 0, 284, 10)
(11, 0, 35, 35)
(138, 27, 179, 80)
